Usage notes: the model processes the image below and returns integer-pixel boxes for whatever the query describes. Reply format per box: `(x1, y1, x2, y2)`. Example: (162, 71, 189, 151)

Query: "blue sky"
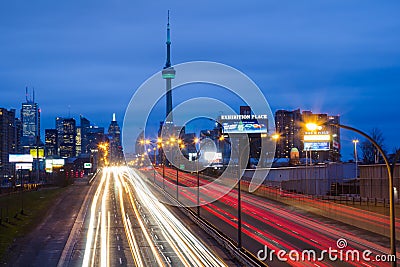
(1, 1, 399, 159)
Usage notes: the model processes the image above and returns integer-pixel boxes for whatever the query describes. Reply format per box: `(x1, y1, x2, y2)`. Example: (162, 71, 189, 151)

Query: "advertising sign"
(204, 152, 223, 163)
(222, 121, 268, 134)
(303, 134, 331, 141)
(52, 159, 65, 166)
(15, 163, 32, 171)
(304, 142, 330, 151)
(9, 154, 34, 163)
(30, 148, 45, 159)
(221, 114, 268, 134)
(45, 159, 53, 173)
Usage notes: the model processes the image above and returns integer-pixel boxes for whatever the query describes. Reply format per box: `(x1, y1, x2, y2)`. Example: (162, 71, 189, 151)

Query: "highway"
(63, 166, 228, 267)
(150, 166, 400, 267)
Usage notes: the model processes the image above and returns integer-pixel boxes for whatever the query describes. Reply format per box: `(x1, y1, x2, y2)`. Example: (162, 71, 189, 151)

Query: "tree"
(360, 128, 386, 164)
(389, 147, 400, 164)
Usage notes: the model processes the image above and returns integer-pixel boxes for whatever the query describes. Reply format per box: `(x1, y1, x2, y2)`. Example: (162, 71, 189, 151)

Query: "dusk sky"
(1, 1, 399, 159)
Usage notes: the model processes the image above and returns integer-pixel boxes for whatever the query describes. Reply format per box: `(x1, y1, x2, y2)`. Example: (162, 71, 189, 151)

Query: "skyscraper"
(45, 129, 58, 156)
(20, 88, 40, 149)
(80, 115, 90, 154)
(275, 109, 302, 159)
(108, 113, 123, 163)
(0, 108, 19, 178)
(76, 126, 81, 156)
(59, 118, 76, 158)
(162, 11, 176, 125)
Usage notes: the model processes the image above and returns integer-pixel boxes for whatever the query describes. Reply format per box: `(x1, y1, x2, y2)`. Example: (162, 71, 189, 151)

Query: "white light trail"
(82, 168, 108, 267)
(90, 212, 101, 267)
(114, 169, 144, 267)
(82, 166, 226, 267)
(101, 170, 110, 267)
(125, 166, 227, 267)
(121, 176, 167, 267)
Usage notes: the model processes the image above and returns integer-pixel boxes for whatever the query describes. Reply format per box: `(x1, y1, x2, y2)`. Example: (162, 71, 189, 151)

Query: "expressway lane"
(150, 167, 397, 266)
(64, 166, 228, 267)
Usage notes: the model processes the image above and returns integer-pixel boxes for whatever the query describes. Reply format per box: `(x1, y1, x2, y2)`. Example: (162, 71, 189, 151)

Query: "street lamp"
(353, 139, 359, 178)
(306, 122, 396, 265)
(221, 134, 272, 249)
(271, 133, 280, 141)
(194, 137, 201, 216)
(153, 147, 157, 183)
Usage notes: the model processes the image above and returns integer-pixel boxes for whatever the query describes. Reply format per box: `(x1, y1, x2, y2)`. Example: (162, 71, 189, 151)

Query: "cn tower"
(162, 11, 175, 124)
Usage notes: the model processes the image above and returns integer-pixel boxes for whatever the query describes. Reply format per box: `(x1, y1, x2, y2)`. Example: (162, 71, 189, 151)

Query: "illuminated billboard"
(220, 114, 268, 134)
(30, 148, 45, 159)
(222, 121, 267, 134)
(9, 154, 34, 163)
(16, 163, 32, 171)
(303, 134, 331, 141)
(52, 159, 65, 166)
(304, 142, 330, 151)
(45, 159, 65, 173)
(204, 152, 222, 162)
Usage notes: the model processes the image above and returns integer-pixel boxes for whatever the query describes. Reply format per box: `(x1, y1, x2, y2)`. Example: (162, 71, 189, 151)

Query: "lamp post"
(353, 139, 359, 179)
(177, 141, 185, 201)
(306, 122, 396, 265)
(222, 134, 275, 249)
(194, 137, 201, 216)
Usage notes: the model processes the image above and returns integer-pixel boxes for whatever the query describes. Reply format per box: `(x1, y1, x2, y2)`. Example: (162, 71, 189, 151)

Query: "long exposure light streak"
(101, 170, 110, 267)
(114, 170, 144, 267)
(119, 173, 166, 267)
(90, 212, 101, 267)
(81, 166, 226, 267)
(126, 167, 227, 267)
(82, 168, 108, 267)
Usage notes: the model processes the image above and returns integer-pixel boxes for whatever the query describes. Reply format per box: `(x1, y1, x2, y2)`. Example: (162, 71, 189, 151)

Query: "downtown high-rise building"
(76, 126, 81, 156)
(275, 109, 303, 159)
(45, 129, 58, 157)
(58, 118, 76, 158)
(0, 108, 21, 178)
(20, 88, 41, 149)
(108, 113, 123, 163)
(80, 116, 90, 154)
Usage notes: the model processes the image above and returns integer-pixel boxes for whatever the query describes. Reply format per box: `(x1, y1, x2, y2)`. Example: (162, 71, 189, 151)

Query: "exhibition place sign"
(220, 114, 268, 120)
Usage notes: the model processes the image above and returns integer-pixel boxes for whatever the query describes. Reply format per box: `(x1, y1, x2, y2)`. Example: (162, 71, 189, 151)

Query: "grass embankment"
(0, 187, 65, 260)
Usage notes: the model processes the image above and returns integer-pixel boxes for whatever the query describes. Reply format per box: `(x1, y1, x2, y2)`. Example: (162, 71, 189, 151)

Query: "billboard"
(204, 152, 222, 163)
(16, 163, 33, 170)
(9, 154, 34, 163)
(30, 148, 45, 159)
(52, 159, 65, 166)
(45, 159, 53, 173)
(222, 121, 268, 134)
(304, 142, 330, 151)
(220, 114, 268, 134)
(303, 134, 331, 141)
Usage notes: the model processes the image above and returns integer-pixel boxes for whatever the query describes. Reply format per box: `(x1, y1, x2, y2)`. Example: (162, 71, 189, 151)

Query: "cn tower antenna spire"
(162, 10, 176, 124)
(164, 10, 171, 69)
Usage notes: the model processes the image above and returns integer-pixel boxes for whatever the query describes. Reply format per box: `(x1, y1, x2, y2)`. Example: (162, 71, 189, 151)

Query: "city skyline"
(0, 1, 399, 159)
